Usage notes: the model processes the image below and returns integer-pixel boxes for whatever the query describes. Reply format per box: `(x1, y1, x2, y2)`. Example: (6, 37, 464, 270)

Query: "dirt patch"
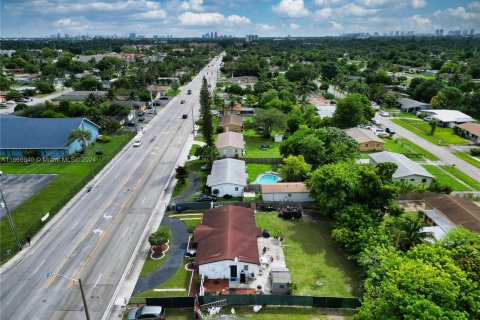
(397, 201, 426, 212)
(309, 93, 332, 105)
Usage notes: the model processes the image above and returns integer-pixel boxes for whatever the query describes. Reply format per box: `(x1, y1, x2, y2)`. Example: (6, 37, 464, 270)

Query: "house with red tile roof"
(261, 182, 313, 202)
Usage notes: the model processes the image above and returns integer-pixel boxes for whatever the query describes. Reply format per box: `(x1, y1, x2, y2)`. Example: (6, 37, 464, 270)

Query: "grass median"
(391, 119, 467, 146)
(440, 165, 480, 190)
(0, 133, 134, 263)
(453, 151, 480, 169)
(422, 164, 470, 191)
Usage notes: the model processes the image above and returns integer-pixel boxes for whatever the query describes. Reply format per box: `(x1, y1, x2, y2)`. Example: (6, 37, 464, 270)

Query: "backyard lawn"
(246, 163, 274, 183)
(422, 165, 470, 191)
(0, 133, 134, 261)
(255, 212, 362, 297)
(243, 129, 281, 158)
(391, 119, 467, 145)
(453, 151, 480, 169)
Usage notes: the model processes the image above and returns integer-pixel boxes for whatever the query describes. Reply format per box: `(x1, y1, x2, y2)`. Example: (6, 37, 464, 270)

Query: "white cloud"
(257, 23, 276, 31)
(314, 0, 344, 5)
(54, 18, 81, 27)
(329, 20, 343, 29)
(135, 9, 167, 19)
(434, 5, 480, 21)
(355, 0, 397, 8)
(410, 15, 432, 28)
(315, 7, 333, 19)
(336, 3, 378, 16)
(272, 0, 309, 18)
(289, 23, 299, 30)
(469, 1, 480, 10)
(178, 12, 250, 26)
(180, 0, 204, 11)
(410, 0, 427, 9)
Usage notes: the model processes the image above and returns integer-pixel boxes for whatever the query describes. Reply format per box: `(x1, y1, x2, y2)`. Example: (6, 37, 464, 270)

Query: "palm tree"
(85, 93, 97, 107)
(68, 128, 92, 154)
(391, 215, 434, 251)
(295, 79, 315, 112)
(106, 87, 117, 102)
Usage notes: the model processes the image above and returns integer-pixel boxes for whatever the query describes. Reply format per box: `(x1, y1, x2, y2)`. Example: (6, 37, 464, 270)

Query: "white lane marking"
(155, 175, 159, 181)
(94, 273, 103, 288)
(33, 259, 46, 274)
(96, 192, 103, 200)
(93, 229, 103, 236)
(71, 220, 79, 230)
(142, 197, 146, 205)
(122, 227, 130, 238)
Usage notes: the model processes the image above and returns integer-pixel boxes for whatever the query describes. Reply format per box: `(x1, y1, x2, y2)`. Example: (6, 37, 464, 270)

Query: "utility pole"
(0, 171, 21, 251)
(47, 273, 90, 320)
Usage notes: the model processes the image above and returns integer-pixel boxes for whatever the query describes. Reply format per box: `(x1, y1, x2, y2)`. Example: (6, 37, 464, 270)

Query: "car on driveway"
(385, 127, 396, 134)
(128, 306, 165, 320)
(379, 111, 390, 117)
(194, 195, 216, 202)
(278, 206, 302, 219)
(423, 116, 434, 121)
(133, 139, 142, 147)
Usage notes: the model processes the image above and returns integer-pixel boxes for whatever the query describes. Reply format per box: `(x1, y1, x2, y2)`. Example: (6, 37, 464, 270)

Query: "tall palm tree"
(295, 79, 315, 112)
(68, 128, 92, 154)
(391, 215, 434, 251)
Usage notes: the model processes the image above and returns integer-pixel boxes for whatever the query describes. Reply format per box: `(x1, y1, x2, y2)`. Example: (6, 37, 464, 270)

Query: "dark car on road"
(182, 114, 188, 119)
(278, 206, 302, 219)
(194, 195, 216, 202)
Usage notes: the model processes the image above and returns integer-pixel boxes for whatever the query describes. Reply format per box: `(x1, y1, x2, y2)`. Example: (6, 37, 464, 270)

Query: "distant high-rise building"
(64, 33, 69, 39)
(129, 33, 136, 39)
(57, 32, 61, 39)
(214, 31, 218, 38)
(210, 32, 213, 39)
(245, 34, 258, 42)
(470, 29, 475, 36)
(395, 31, 399, 36)
(153, 35, 158, 39)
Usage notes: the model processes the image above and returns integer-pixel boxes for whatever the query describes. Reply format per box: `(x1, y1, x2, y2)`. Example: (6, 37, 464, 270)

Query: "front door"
(230, 265, 237, 280)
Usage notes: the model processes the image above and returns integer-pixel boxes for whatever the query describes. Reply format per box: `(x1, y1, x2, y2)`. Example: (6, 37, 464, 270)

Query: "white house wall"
(396, 174, 433, 185)
(210, 183, 244, 197)
(262, 192, 312, 202)
(218, 146, 243, 158)
(199, 260, 259, 280)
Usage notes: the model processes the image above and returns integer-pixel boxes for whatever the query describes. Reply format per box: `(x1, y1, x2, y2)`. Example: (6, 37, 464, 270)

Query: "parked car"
(385, 127, 396, 134)
(371, 127, 386, 135)
(182, 114, 188, 119)
(133, 139, 142, 147)
(194, 195, 216, 202)
(137, 111, 145, 116)
(159, 96, 169, 100)
(147, 109, 155, 114)
(125, 121, 135, 127)
(372, 119, 380, 125)
(138, 116, 145, 122)
(278, 206, 302, 219)
(423, 116, 434, 121)
(185, 249, 196, 258)
(128, 306, 165, 320)
(379, 111, 390, 117)
(187, 89, 192, 95)
(180, 100, 185, 104)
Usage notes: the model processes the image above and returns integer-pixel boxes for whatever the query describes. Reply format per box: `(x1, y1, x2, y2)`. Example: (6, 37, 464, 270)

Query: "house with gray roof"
(369, 151, 434, 185)
(0, 115, 99, 158)
(206, 158, 247, 197)
(397, 98, 430, 113)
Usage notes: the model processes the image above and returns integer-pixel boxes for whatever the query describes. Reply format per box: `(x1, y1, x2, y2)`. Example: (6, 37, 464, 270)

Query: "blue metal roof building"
(0, 115, 99, 158)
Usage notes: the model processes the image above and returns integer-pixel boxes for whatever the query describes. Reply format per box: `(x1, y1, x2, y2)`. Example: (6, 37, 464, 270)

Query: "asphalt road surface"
(0, 54, 223, 320)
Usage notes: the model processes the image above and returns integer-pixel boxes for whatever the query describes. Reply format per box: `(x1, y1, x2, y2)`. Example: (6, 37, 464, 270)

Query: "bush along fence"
(145, 295, 360, 309)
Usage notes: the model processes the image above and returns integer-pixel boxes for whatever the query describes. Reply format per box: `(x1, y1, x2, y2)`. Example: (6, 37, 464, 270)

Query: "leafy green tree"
(197, 145, 218, 167)
(68, 128, 92, 153)
(6, 90, 22, 101)
(413, 79, 444, 102)
(200, 77, 214, 147)
(250, 108, 287, 138)
(175, 165, 189, 184)
(429, 119, 437, 135)
(430, 87, 463, 110)
(285, 64, 317, 82)
(388, 215, 433, 251)
(0, 75, 12, 90)
(74, 76, 103, 91)
(332, 93, 375, 128)
(35, 81, 55, 94)
(320, 61, 339, 80)
(278, 155, 311, 182)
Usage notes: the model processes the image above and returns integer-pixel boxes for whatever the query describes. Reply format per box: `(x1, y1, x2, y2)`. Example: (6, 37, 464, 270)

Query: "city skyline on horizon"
(1, 0, 479, 38)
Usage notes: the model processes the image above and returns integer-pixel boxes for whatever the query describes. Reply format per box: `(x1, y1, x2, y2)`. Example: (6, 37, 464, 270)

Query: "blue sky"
(1, 0, 479, 37)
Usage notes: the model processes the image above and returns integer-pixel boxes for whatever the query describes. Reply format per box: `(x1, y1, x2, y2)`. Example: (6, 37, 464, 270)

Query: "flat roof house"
(369, 151, 434, 185)
(346, 127, 384, 152)
(423, 109, 475, 128)
(0, 115, 99, 158)
(216, 132, 245, 159)
(52, 90, 107, 102)
(261, 183, 313, 202)
(219, 114, 243, 133)
(456, 122, 480, 144)
(193, 205, 261, 286)
(397, 98, 430, 113)
(206, 158, 247, 197)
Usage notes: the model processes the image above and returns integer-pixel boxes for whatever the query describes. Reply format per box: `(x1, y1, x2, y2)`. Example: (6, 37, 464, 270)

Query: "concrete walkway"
(132, 217, 189, 294)
(377, 116, 480, 181)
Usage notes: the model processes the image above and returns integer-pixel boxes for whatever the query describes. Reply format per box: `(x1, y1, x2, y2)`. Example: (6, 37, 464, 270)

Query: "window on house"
(422, 179, 427, 183)
(244, 265, 248, 271)
(288, 194, 292, 197)
(235, 187, 238, 191)
(410, 178, 415, 181)
(365, 143, 369, 147)
(279, 285, 284, 288)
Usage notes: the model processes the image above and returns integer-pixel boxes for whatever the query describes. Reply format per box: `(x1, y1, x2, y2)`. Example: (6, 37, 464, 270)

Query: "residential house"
(221, 103, 242, 116)
(369, 151, 434, 185)
(226, 76, 258, 85)
(206, 158, 247, 197)
(456, 122, 480, 144)
(216, 132, 245, 158)
(193, 205, 261, 285)
(219, 114, 243, 133)
(116, 100, 147, 112)
(0, 114, 99, 157)
(422, 193, 480, 237)
(397, 98, 430, 113)
(315, 105, 336, 119)
(0, 91, 7, 103)
(346, 127, 384, 151)
(52, 91, 107, 102)
(423, 110, 475, 128)
(261, 183, 313, 202)
(270, 267, 291, 295)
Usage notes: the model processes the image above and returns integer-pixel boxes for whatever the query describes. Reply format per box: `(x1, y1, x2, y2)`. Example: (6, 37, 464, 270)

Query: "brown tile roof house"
(193, 205, 262, 265)
(216, 132, 245, 149)
(219, 114, 243, 132)
(346, 127, 384, 151)
(262, 183, 308, 193)
(457, 122, 480, 144)
(425, 194, 480, 233)
(261, 183, 312, 202)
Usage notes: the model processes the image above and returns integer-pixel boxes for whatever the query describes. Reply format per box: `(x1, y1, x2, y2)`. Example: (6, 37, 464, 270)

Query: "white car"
(423, 116, 434, 121)
(133, 139, 142, 147)
(379, 111, 390, 117)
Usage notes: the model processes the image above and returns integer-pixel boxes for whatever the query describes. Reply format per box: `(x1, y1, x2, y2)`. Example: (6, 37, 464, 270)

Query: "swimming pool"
(254, 173, 280, 184)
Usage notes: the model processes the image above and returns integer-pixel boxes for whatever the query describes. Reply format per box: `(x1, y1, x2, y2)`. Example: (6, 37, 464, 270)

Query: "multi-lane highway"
(0, 54, 223, 320)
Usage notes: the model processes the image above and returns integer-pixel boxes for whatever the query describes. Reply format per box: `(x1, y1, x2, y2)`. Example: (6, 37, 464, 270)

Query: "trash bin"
(176, 206, 183, 213)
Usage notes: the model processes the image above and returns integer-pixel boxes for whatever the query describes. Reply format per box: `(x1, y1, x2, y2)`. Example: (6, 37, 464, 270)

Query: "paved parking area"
(0, 174, 57, 219)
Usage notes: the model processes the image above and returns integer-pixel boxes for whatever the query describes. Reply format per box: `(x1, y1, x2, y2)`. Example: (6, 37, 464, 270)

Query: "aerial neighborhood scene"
(1, 0, 480, 319)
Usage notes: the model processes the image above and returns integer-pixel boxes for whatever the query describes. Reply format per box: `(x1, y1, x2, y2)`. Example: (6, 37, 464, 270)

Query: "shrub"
(223, 194, 232, 199)
(148, 229, 170, 247)
(470, 148, 480, 156)
(97, 135, 112, 143)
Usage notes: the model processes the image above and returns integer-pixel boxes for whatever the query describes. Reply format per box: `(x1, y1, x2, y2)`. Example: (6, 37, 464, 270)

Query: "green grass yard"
(243, 129, 281, 158)
(172, 178, 190, 199)
(166, 88, 181, 96)
(453, 151, 480, 169)
(255, 212, 362, 297)
(246, 163, 274, 183)
(383, 138, 422, 160)
(391, 119, 467, 145)
(0, 133, 134, 262)
(396, 138, 439, 161)
(422, 165, 470, 191)
(440, 165, 480, 190)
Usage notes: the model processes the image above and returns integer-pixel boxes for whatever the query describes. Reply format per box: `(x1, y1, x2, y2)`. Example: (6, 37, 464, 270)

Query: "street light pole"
(0, 171, 22, 251)
(47, 272, 91, 320)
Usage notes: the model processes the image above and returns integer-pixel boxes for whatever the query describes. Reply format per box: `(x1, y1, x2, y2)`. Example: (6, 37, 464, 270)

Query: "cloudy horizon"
(1, 0, 479, 38)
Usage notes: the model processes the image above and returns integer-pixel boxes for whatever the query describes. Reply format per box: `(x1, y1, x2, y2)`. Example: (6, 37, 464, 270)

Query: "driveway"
(133, 217, 189, 294)
(377, 116, 480, 181)
(172, 172, 201, 203)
